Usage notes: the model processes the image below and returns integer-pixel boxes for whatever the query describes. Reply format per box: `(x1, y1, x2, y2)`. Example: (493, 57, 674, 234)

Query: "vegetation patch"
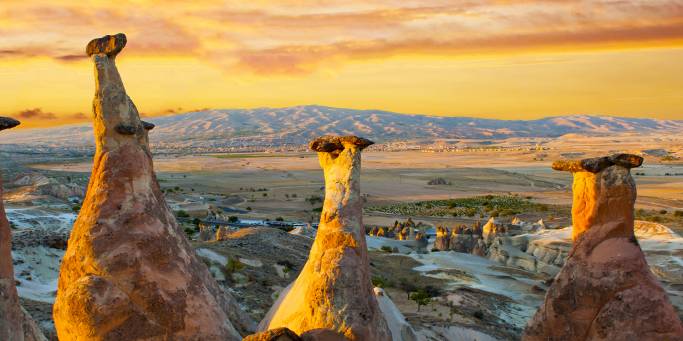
(366, 194, 556, 218)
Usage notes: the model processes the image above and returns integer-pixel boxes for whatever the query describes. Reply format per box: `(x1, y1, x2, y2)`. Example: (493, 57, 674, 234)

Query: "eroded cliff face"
(524, 154, 683, 341)
(53, 34, 253, 340)
(259, 136, 391, 341)
(0, 118, 47, 341)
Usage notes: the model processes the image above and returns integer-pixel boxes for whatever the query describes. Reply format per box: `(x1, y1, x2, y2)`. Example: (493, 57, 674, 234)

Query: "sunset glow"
(1, 0, 682, 128)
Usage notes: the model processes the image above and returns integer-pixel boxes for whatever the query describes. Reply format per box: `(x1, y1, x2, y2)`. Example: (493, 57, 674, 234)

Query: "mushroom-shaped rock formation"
(434, 226, 450, 251)
(53, 34, 254, 340)
(523, 154, 683, 341)
(1, 118, 47, 341)
(259, 135, 391, 340)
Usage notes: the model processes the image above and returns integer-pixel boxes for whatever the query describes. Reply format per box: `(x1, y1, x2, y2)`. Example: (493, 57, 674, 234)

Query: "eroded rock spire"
(258, 135, 391, 340)
(0, 118, 47, 341)
(53, 34, 254, 340)
(524, 154, 683, 340)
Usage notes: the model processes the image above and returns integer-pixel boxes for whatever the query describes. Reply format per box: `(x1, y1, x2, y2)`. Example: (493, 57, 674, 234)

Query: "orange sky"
(1, 0, 682, 128)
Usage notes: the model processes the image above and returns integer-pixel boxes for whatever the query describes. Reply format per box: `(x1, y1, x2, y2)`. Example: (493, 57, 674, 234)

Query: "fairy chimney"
(53, 34, 254, 340)
(259, 136, 391, 340)
(0, 118, 47, 341)
(524, 154, 683, 340)
(433, 226, 450, 251)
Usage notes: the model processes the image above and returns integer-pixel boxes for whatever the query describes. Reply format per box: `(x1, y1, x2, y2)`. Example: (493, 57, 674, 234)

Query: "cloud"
(0, 0, 682, 75)
(16, 108, 58, 120)
(235, 20, 683, 74)
(67, 112, 88, 120)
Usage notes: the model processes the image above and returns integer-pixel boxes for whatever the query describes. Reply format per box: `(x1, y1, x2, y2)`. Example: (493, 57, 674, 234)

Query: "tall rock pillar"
(0, 118, 46, 341)
(53, 34, 254, 340)
(259, 136, 390, 340)
(523, 154, 683, 340)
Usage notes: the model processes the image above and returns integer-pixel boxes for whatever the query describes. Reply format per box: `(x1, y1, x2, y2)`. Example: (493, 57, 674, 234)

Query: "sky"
(1, 0, 682, 128)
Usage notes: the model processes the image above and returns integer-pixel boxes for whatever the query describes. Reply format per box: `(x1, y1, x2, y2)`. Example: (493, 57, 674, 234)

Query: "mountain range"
(2, 105, 682, 150)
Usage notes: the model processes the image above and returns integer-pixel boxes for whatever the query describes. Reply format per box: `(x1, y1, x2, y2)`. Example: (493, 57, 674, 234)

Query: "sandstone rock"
(511, 216, 523, 226)
(0, 117, 47, 341)
(433, 226, 450, 251)
(85, 33, 126, 57)
(53, 34, 254, 340)
(290, 223, 317, 239)
(216, 226, 231, 241)
(244, 327, 302, 341)
(299, 329, 349, 341)
(376, 228, 386, 237)
(199, 224, 216, 241)
(482, 217, 506, 242)
(141, 120, 155, 130)
(0, 117, 20, 130)
(259, 135, 391, 340)
(373, 287, 418, 341)
(524, 154, 683, 341)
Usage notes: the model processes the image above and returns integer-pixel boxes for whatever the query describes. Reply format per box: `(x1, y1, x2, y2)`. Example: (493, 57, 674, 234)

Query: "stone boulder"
(53, 34, 254, 340)
(524, 154, 683, 340)
(259, 136, 391, 340)
(0, 117, 47, 341)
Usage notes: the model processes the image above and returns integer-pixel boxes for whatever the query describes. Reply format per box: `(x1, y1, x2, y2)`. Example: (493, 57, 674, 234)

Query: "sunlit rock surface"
(259, 136, 391, 340)
(53, 34, 253, 340)
(0, 117, 47, 341)
(524, 154, 683, 340)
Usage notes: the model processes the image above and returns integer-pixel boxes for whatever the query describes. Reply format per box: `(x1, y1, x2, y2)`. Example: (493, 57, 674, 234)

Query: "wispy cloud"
(16, 108, 57, 120)
(0, 1, 681, 75)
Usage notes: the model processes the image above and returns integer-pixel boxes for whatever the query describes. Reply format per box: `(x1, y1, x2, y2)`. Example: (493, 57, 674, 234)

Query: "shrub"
(372, 276, 387, 288)
(176, 210, 190, 218)
(410, 290, 431, 312)
(380, 245, 393, 253)
(225, 257, 244, 274)
(398, 278, 418, 299)
(675, 210, 683, 217)
(228, 216, 239, 223)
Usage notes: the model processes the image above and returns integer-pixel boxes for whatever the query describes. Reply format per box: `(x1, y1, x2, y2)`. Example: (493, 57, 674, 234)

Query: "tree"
(228, 216, 239, 223)
(176, 210, 189, 218)
(410, 289, 431, 312)
(398, 278, 418, 299)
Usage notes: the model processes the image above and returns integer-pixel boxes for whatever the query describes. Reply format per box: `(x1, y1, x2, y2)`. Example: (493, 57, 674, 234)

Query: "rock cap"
(309, 135, 374, 152)
(0, 117, 20, 131)
(141, 121, 155, 130)
(552, 153, 643, 173)
(86, 33, 127, 57)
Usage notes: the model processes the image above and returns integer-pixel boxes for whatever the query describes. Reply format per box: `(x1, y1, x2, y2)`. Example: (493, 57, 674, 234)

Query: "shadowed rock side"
(259, 136, 391, 340)
(0, 118, 47, 341)
(53, 34, 254, 340)
(524, 154, 683, 341)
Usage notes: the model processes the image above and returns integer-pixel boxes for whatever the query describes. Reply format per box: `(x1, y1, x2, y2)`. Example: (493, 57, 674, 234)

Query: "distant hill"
(3, 105, 682, 149)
